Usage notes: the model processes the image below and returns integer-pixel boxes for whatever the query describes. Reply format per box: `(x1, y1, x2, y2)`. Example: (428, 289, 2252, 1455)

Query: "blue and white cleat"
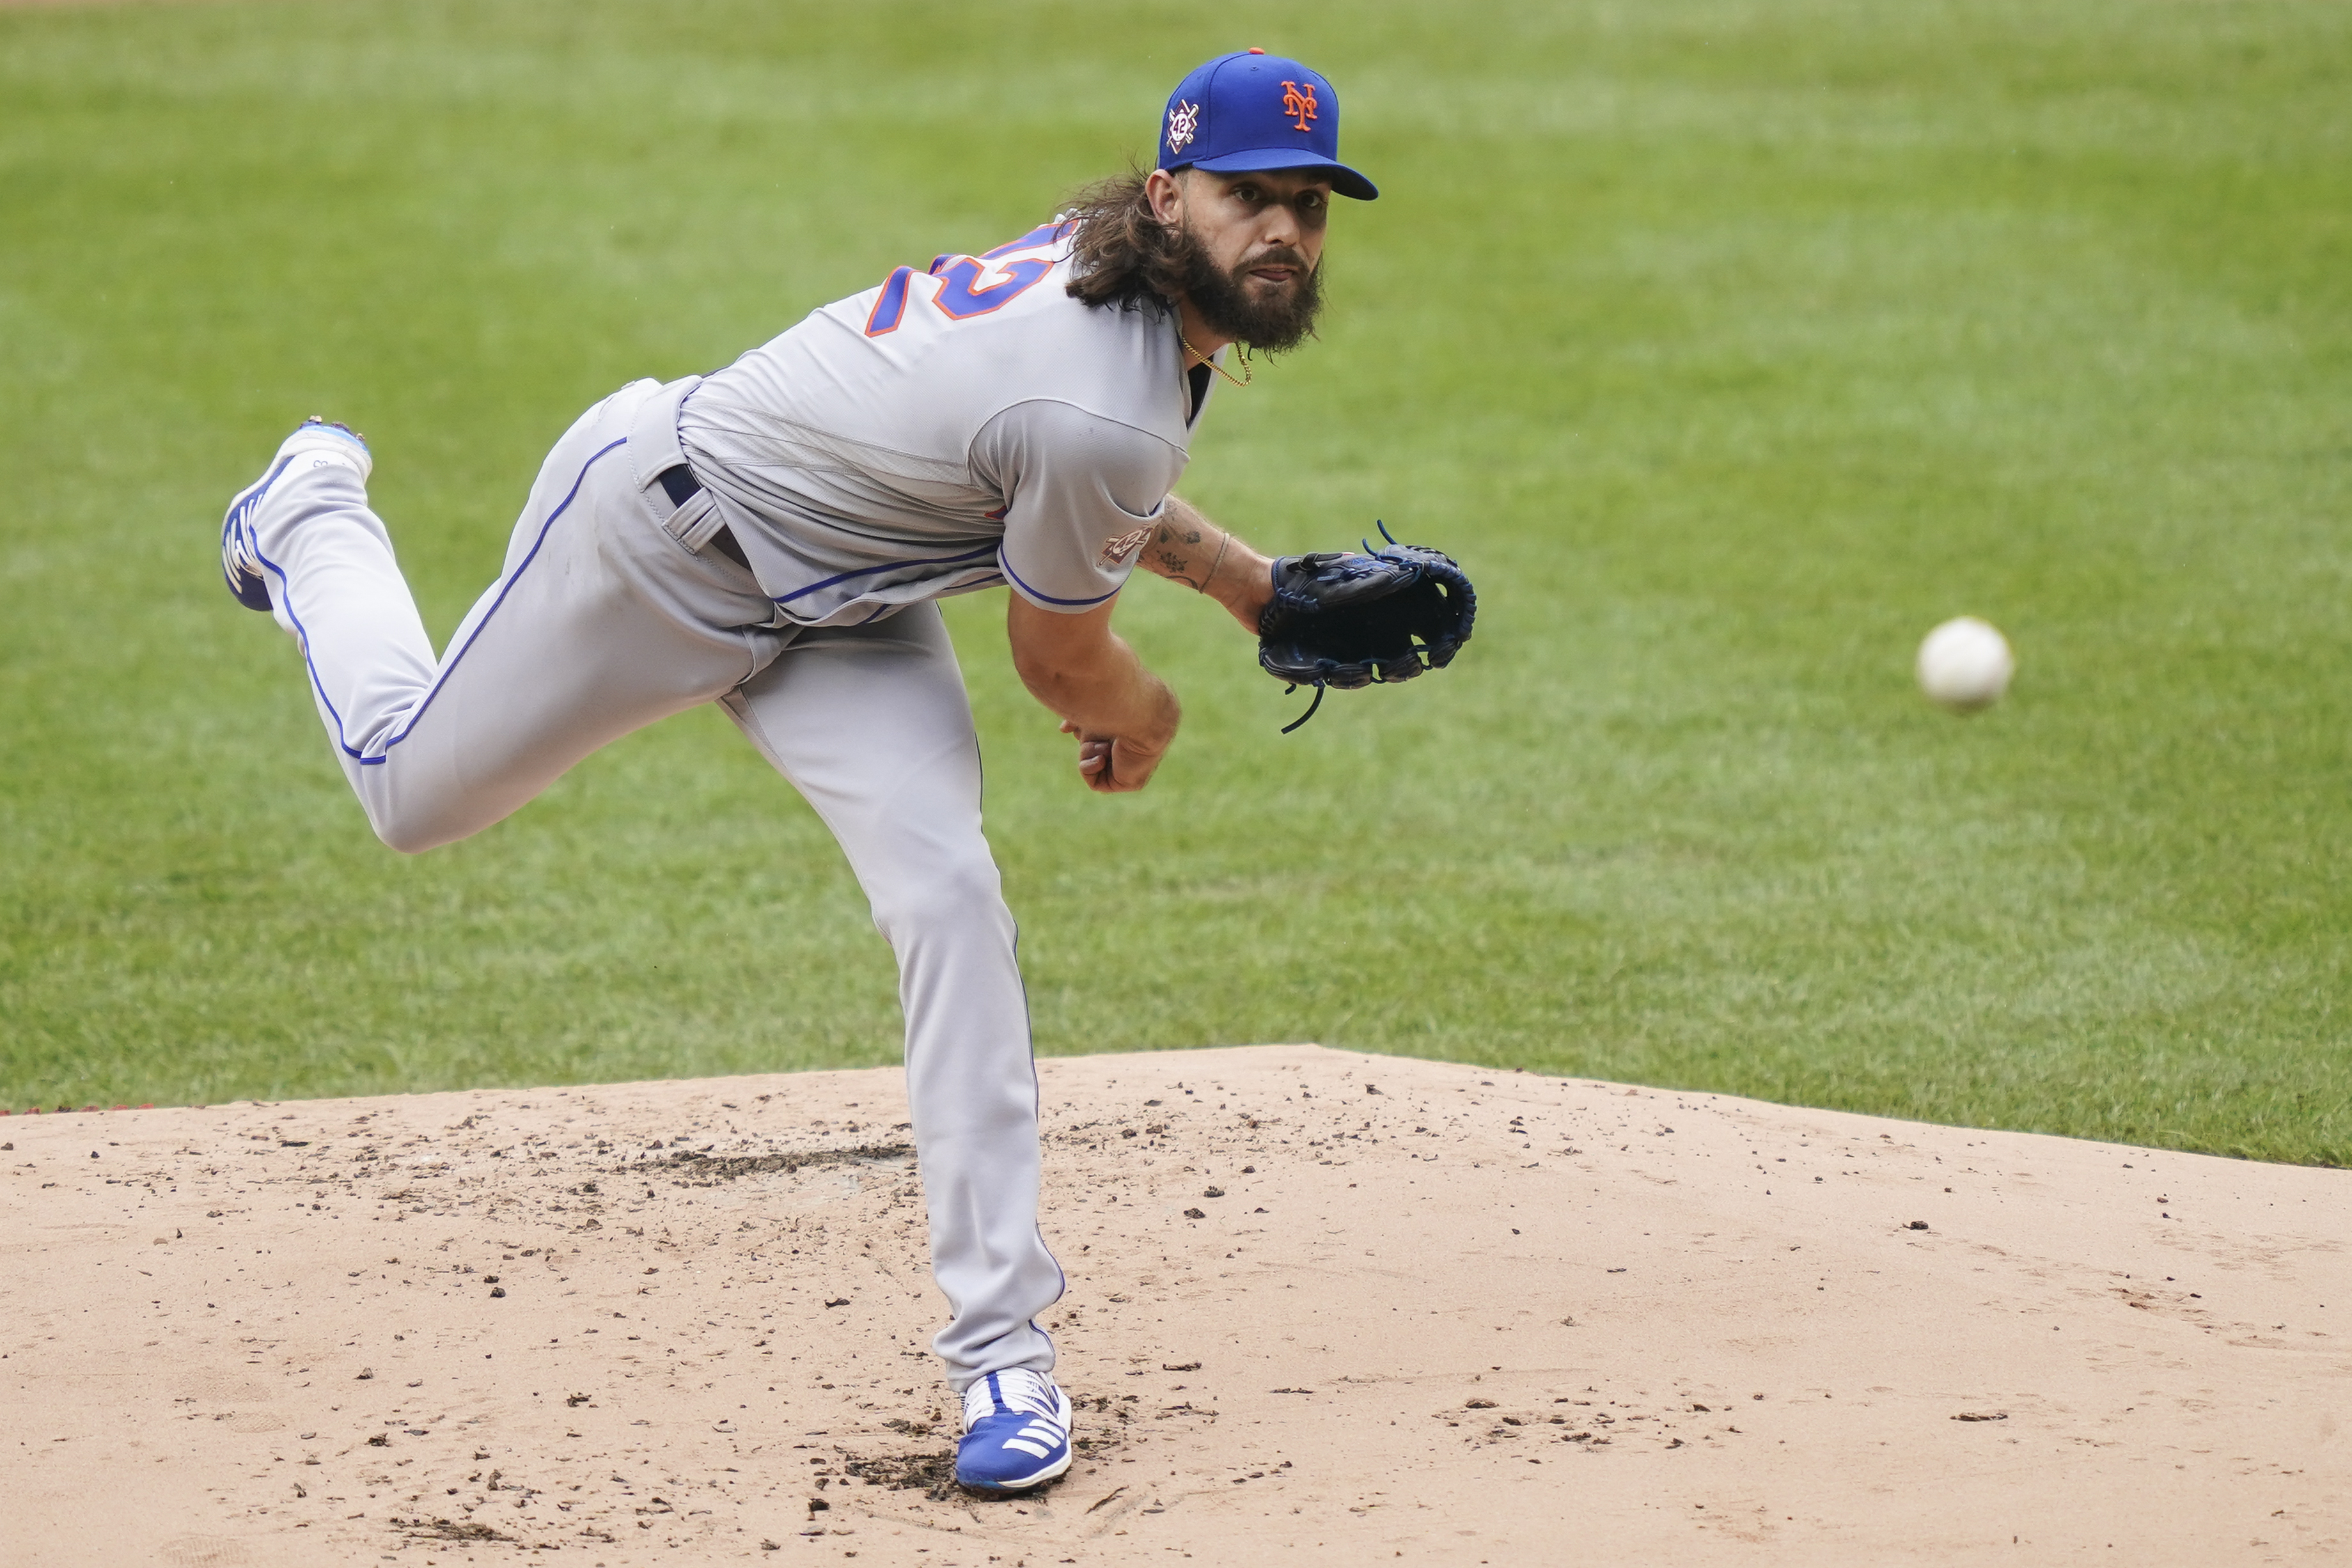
(221, 416, 372, 611)
(954, 1368, 1072, 1496)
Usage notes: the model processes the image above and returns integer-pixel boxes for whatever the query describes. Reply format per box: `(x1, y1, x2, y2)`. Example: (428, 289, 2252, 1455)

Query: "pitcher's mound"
(3, 1046, 2345, 1564)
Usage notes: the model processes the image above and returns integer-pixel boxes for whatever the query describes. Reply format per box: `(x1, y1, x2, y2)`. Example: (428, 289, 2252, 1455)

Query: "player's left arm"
(1139, 495, 1276, 630)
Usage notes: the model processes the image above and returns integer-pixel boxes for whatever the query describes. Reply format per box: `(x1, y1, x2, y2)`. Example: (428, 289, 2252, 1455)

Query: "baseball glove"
(1257, 523, 1477, 732)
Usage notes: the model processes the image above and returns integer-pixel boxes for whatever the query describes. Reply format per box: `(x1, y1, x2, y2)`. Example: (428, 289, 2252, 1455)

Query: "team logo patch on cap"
(1166, 100, 1199, 155)
(1099, 524, 1154, 568)
(1280, 81, 1317, 133)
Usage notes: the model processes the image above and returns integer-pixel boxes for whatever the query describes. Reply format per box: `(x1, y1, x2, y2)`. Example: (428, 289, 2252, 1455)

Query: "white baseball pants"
(241, 375, 1062, 1389)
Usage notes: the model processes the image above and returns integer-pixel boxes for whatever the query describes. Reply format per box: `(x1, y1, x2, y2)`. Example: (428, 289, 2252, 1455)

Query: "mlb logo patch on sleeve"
(1099, 524, 1154, 568)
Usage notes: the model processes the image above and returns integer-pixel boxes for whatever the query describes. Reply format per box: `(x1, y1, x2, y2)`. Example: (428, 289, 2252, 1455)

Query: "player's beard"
(1175, 226, 1323, 354)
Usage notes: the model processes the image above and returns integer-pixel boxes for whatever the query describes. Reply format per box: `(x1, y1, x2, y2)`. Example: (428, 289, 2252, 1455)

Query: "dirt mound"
(3, 1046, 2344, 1563)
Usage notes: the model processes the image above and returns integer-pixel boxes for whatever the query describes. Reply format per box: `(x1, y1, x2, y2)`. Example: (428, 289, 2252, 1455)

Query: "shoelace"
(964, 1371, 1062, 1431)
(223, 517, 263, 580)
(222, 480, 280, 582)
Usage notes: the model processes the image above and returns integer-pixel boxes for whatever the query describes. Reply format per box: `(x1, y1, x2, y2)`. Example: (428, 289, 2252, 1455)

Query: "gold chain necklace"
(1177, 325, 1253, 389)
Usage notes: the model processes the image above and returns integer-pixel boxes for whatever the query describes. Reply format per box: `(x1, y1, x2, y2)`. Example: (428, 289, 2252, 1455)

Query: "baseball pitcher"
(217, 49, 1468, 1494)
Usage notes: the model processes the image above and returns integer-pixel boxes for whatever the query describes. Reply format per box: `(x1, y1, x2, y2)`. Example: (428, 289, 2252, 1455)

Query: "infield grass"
(3, 0, 2349, 1163)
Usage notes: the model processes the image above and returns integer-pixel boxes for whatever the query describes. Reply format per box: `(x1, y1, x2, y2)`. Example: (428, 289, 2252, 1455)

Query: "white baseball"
(1916, 616, 2014, 712)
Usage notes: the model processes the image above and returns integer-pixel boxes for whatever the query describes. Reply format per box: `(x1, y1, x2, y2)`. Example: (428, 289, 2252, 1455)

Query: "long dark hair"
(1060, 168, 1183, 313)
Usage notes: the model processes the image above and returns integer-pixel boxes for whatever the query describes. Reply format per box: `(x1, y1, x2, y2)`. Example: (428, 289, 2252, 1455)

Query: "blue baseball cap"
(1157, 49, 1377, 201)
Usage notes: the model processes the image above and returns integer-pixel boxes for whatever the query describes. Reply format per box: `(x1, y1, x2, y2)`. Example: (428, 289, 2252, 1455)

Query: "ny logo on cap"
(1166, 99, 1199, 154)
(1280, 80, 1317, 133)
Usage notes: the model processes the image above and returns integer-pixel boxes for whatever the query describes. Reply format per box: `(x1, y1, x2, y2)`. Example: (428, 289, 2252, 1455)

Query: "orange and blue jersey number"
(863, 224, 1064, 336)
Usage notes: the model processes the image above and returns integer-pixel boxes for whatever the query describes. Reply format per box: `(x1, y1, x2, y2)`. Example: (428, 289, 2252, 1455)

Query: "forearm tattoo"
(1150, 519, 1211, 591)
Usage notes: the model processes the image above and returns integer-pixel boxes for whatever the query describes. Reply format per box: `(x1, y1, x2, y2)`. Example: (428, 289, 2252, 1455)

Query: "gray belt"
(654, 464, 748, 567)
(627, 375, 747, 568)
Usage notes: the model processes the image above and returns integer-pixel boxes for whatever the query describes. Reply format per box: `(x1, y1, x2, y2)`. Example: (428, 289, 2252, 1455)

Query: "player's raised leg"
(720, 607, 1073, 1493)
(221, 381, 779, 852)
(221, 415, 438, 746)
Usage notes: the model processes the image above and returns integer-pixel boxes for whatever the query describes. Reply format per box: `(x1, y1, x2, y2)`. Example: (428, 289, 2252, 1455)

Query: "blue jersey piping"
(1000, 552, 1121, 609)
(771, 541, 1003, 607)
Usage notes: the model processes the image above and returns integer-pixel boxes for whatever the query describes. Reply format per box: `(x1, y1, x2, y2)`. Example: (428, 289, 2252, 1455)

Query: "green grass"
(3, 0, 2348, 1163)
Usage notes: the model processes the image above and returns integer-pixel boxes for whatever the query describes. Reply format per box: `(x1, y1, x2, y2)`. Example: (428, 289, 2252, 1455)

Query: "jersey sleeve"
(971, 398, 1188, 613)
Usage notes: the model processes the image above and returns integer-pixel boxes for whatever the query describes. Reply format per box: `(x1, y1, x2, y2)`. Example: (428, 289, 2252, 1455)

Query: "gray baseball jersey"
(678, 221, 1217, 626)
